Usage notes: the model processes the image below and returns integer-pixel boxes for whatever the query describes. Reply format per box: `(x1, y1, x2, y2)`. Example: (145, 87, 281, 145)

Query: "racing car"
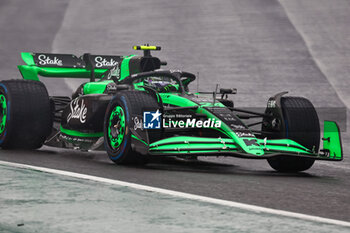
(0, 45, 343, 172)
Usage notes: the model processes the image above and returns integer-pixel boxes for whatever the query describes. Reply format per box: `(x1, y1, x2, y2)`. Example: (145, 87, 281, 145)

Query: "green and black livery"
(0, 45, 343, 172)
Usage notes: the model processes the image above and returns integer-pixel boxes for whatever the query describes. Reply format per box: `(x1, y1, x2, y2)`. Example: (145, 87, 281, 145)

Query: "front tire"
(266, 97, 320, 172)
(104, 91, 160, 165)
(0, 80, 52, 149)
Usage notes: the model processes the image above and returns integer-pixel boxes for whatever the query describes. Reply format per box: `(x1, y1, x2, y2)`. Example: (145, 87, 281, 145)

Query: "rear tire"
(104, 91, 160, 165)
(0, 80, 52, 149)
(267, 97, 320, 172)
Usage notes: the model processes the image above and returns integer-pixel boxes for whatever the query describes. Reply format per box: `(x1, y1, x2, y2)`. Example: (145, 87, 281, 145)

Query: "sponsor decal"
(243, 138, 259, 146)
(67, 98, 87, 123)
(94, 56, 118, 68)
(106, 83, 117, 93)
(38, 54, 63, 66)
(60, 134, 94, 143)
(231, 124, 246, 130)
(267, 99, 276, 108)
(111, 65, 120, 78)
(210, 108, 255, 138)
(236, 132, 255, 137)
(144, 110, 162, 129)
(163, 118, 221, 128)
(105, 66, 120, 80)
(133, 116, 143, 130)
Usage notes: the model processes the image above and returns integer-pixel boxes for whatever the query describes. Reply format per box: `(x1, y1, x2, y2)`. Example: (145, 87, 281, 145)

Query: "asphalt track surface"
(3, 164, 350, 233)
(0, 0, 349, 223)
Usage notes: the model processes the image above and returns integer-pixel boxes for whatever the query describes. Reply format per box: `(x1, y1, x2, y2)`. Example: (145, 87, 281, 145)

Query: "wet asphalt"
(0, 0, 349, 222)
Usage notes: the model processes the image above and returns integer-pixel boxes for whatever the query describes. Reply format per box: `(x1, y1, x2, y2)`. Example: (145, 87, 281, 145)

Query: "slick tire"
(104, 91, 160, 165)
(267, 97, 320, 172)
(0, 80, 53, 149)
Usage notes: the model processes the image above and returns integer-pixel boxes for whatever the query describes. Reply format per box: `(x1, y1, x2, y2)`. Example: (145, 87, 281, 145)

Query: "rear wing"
(18, 52, 124, 81)
(18, 46, 166, 82)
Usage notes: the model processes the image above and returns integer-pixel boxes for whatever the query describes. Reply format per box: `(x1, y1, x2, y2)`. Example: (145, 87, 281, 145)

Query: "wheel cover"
(108, 106, 126, 149)
(0, 94, 7, 134)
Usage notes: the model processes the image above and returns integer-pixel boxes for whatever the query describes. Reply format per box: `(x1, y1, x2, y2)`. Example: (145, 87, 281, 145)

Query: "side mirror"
(220, 88, 237, 100)
(220, 88, 237, 94)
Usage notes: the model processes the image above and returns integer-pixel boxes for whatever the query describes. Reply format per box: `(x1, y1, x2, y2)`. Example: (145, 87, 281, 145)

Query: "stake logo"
(67, 98, 87, 123)
(38, 54, 63, 66)
(94, 56, 118, 68)
(105, 66, 120, 80)
(133, 117, 143, 130)
(143, 110, 161, 129)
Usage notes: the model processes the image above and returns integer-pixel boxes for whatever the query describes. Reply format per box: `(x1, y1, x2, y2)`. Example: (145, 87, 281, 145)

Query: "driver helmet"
(143, 76, 175, 92)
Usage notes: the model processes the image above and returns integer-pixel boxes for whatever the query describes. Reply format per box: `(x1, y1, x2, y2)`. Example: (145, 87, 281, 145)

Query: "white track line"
(1, 160, 349, 228)
(317, 162, 350, 171)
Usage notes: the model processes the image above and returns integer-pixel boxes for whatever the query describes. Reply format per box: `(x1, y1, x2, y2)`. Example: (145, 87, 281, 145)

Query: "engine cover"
(61, 94, 112, 133)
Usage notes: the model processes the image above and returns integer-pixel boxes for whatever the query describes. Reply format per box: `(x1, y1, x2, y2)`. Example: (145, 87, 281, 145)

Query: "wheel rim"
(0, 94, 7, 135)
(108, 106, 126, 149)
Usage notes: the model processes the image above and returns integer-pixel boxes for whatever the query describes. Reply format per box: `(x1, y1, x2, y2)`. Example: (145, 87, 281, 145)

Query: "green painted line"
(131, 134, 148, 146)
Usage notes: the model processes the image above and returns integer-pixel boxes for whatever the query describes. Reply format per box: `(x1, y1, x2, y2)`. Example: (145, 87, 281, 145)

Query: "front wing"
(146, 121, 342, 161)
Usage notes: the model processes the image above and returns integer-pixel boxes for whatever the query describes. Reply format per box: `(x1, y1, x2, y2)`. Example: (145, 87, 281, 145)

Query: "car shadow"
(0, 148, 320, 179)
(128, 156, 319, 178)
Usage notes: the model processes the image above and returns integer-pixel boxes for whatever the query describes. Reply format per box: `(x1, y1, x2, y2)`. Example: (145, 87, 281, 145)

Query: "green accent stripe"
(60, 126, 103, 138)
(131, 134, 148, 146)
(120, 55, 136, 81)
(18, 65, 109, 81)
(21, 52, 35, 65)
(150, 149, 237, 154)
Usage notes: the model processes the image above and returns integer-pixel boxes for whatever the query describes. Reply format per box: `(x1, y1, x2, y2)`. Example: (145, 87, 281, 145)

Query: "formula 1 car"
(0, 45, 343, 172)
